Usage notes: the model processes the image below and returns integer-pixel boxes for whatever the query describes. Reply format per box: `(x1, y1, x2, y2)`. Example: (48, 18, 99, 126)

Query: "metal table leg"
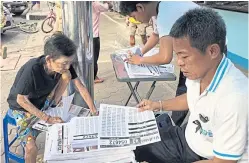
(126, 82, 141, 105)
(125, 81, 157, 106)
(125, 82, 140, 106)
(145, 81, 156, 99)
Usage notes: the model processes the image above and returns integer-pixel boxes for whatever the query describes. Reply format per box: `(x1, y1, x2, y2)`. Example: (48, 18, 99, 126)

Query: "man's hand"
(125, 55, 143, 65)
(47, 116, 64, 124)
(125, 51, 143, 65)
(61, 70, 71, 81)
(137, 99, 160, 112)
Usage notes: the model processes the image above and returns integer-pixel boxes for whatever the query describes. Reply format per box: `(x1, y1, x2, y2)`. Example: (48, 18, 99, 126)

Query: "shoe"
(130, 35, 135, 47)
(94, 76, 104, 84)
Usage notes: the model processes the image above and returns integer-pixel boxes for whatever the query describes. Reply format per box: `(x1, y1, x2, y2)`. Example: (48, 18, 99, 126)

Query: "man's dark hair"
(119, 1, 150, 15)
(44, 33, 77, 59)
(170, 8, 227, 54)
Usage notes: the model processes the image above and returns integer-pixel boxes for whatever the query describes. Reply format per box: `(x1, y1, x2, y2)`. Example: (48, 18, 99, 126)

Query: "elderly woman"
(7, 33, 97, 162)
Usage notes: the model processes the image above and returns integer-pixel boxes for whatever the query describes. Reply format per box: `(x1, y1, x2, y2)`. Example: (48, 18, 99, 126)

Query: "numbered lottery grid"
(100, 105, 128, 137)
(98, 104, 161, 149)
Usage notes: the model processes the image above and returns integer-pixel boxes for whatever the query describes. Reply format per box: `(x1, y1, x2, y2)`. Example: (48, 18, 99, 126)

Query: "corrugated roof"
(194, 1, 248, 13)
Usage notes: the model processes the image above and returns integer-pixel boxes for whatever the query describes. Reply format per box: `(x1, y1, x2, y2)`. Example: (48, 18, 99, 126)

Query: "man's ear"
(45, 55, 52, 62)
(136, 3, 144, 12)
(206, 44, 220, 60)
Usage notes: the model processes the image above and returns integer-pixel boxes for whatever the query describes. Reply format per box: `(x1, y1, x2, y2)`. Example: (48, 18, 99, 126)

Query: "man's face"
(48, 54, 75, 74)
(172, 37, 212, 80)
(129, 3, 151, 23)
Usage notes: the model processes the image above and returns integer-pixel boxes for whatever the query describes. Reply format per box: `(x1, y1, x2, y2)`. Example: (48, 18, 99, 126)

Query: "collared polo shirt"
(185, 55, 248, 162)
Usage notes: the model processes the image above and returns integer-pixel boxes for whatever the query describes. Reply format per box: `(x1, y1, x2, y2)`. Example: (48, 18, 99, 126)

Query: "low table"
(111, 54, 177, 105)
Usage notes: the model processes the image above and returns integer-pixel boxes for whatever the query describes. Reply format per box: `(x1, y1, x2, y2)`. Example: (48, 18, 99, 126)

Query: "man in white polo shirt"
(135, 8, 248, 163)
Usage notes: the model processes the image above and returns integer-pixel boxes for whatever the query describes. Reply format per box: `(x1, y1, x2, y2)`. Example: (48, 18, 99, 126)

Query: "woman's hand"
(90, 107, 99, 116)
(47, 116, 64, 124)
(61, 70, 72, 81)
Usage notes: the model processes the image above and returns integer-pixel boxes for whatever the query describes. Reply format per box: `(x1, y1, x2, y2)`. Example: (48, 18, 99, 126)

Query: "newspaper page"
(70, 116, 99, 152)
(45, 116, 99, 156)
(116, 47, 176, 77)
(99, 104, 161, 149)
(44, 117, 135, 162)
(124, 62, 160, 77)
(159, 64, 175, 73)
(47, 155, 136, 163)
(61, 93, 75, 121)
(32, 94, 81, 132)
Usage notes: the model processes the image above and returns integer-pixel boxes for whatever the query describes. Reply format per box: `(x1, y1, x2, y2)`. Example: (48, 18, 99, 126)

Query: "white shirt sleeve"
(213, 93, 248, 160)
(156, 2, 199, 38)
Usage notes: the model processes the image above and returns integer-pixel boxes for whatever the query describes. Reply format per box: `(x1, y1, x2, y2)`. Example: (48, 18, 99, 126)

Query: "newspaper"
(44, 117, 135, 162)
(124, 62, 160, 77)
(116, 47, 174, 77)
(99, 104, 161, 149)
(61, 93, 75, 121)
(32, 94, 84, 132)
(70, 117, 99, 150)
(44, 104, 161, 162)
(46, 156, 136, 163)
(159, 64, 174, 73)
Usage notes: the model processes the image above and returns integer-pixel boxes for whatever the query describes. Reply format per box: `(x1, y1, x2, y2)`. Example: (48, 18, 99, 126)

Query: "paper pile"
(44, 117, 136, 163)
(116, 47, 174, 77)
(44, 104, 161, 163)
(32, 94, 90, 132)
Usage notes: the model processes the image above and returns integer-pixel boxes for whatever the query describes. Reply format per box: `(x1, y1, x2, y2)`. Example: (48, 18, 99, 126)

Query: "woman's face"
(46, 55, 75, 74)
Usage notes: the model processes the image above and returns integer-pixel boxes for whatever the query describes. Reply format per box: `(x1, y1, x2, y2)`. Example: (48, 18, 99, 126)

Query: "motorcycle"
(1, 6, 14, 34)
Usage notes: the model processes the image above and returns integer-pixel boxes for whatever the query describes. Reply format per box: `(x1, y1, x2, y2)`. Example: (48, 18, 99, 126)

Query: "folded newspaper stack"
(44, 104, 161, 163)
(117, 46, 174, 78)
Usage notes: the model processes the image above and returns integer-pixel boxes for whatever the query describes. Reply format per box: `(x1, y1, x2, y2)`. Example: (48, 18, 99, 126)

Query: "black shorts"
(134, 114, 206, 163)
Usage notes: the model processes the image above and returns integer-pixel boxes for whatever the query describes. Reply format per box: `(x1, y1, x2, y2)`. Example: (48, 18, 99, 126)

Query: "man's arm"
(138, 93, 188, 112)
(17, 94, 49, 121)
(194, 157, 237, 163)
(127, 36, 173, 65)
(140, 36, 173, 65)
(210, 94, 247, 163)
(141, 32, 159, 55)
(161, 93, 188, 111)
(72, 78, 97, 114)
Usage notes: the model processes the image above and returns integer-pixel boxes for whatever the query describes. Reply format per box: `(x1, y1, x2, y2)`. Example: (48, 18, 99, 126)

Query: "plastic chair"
(3, 109, 25, 163)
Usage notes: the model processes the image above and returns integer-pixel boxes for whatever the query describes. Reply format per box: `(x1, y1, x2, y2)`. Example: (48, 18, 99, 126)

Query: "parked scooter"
(1, 6, 14, 33)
